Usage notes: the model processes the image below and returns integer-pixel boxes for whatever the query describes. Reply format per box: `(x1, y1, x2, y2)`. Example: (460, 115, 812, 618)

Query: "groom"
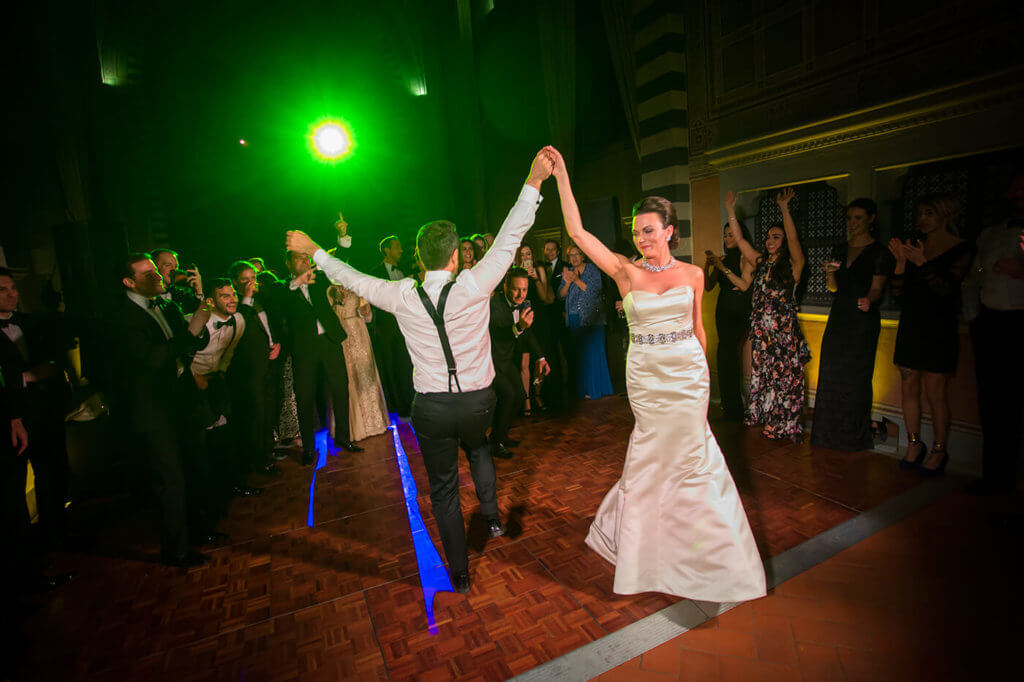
(285, 149, 553, 592)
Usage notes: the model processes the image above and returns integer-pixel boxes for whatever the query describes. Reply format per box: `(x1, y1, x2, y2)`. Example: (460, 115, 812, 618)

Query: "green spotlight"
(307, 119, 354, 162)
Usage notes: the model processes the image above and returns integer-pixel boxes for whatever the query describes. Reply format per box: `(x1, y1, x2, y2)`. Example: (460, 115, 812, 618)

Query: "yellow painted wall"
(800, 315, 980, 425)
(692, 176, 723, 364)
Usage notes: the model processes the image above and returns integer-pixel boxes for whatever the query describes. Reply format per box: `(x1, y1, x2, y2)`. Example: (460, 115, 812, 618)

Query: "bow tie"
(0, 316, 17, 328)
(216, 317, 235, 330)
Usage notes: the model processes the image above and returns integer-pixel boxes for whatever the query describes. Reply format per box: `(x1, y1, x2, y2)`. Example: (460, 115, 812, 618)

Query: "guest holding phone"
(560, 244, 614, 399)
(515, 244, 554, 413)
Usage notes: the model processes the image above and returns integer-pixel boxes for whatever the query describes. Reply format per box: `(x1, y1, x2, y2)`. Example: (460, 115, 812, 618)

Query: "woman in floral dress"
(726, 188, 810, 441)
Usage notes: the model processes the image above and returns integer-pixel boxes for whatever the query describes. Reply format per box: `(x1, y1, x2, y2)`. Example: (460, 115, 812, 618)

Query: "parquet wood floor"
(17, 396, 923, 681)
(594, 490, 1021, 681)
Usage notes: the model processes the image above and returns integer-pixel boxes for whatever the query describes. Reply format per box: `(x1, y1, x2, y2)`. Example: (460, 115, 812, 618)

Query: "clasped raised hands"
(527, 149, 556, 188)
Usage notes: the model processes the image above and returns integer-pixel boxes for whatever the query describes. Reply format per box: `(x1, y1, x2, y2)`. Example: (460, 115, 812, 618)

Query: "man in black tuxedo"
(152, 248, 203, 314)
(280, 250, 362, 465)
(369, 235, 414, 417)
(0, 330, 29, 677)
(0, 268, 74, 547)
(106, 253, 212, 567)
(489, 268, 550, 458)
(228, 261, 283, 482)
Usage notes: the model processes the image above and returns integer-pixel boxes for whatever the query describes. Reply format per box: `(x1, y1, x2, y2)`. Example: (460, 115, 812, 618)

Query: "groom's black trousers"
(410, 387, 498, 575)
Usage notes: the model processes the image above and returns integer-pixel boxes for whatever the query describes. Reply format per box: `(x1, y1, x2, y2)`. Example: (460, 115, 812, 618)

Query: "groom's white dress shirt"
(312, 184, 542, 394)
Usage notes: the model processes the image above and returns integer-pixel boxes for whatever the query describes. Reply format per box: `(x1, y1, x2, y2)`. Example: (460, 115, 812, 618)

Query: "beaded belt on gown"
(629, 327, 694, 345)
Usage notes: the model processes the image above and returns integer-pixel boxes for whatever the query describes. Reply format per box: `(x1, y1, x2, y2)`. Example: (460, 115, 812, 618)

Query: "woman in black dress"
(704, 219, 755, 420)
(889, 194, 973, 476)
(811, 198, 892, 451)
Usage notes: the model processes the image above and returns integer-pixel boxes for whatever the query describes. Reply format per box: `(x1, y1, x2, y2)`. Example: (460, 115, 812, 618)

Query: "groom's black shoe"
(334, 438, 364, 453)
(492, 443, 514, 459)
(452, 570, 471, 594)
(487, 518, 506, 538)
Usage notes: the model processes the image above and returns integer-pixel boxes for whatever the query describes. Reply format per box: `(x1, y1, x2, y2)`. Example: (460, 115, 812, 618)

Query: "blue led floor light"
(306, 429, 332, 527)
(387, 413, 452, 635)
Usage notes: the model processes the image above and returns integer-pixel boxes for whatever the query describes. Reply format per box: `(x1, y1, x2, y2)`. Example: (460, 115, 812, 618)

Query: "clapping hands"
(294, 268, 316, 286)
(888, 238, 926, 270)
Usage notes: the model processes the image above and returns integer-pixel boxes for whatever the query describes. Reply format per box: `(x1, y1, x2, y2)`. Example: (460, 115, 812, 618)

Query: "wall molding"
(697, 68, 1024, 172)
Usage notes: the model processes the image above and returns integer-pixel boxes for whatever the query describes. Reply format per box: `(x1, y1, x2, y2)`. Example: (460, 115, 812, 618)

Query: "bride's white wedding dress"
(586, 286, 766, 601)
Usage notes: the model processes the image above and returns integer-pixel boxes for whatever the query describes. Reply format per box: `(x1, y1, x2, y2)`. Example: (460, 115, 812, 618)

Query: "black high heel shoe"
(872, 417, 892, 443)
(900, 434, 927, 470)
(919, 445, 949, 477)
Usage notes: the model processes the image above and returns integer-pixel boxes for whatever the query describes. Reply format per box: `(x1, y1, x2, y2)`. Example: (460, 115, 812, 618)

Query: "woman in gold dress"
(328, 284, 390, 441)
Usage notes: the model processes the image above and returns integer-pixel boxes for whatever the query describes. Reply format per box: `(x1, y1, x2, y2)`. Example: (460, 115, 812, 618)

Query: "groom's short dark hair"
(416, 220, 460, 270)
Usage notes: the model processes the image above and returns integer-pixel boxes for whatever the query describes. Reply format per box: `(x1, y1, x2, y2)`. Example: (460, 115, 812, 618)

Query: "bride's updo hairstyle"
(631, 196, 679, 250)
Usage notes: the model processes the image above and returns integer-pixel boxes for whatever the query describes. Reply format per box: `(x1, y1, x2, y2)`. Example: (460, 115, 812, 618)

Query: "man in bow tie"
(278, 244, 362, 465)
(228, 261, 284, 480)
(106, 253, 213, 567)
(186, 277, 259, 519)
(488, 268, 550, 459)
(0, 267, 75, 551)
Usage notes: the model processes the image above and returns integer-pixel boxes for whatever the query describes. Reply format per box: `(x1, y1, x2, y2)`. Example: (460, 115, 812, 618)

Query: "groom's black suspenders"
(415, 281, 461, 393)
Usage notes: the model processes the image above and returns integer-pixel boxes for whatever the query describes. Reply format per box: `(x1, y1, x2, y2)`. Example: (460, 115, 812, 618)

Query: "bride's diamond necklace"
(640, 258, 675, 273)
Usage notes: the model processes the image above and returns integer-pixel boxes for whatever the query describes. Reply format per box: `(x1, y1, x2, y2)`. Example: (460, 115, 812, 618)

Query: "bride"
(546, 146, 765, 602)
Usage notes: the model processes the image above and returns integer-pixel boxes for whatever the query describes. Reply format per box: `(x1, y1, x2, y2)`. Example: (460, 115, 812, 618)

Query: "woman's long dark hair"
(763, 223, 796, 288)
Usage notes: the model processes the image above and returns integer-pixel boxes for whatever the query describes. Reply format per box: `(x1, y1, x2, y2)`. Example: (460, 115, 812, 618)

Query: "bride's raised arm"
(545, 146, 631, 280)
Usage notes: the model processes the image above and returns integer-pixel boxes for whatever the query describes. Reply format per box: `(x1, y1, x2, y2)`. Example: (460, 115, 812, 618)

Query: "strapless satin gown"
(586, 286, 766, 601)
